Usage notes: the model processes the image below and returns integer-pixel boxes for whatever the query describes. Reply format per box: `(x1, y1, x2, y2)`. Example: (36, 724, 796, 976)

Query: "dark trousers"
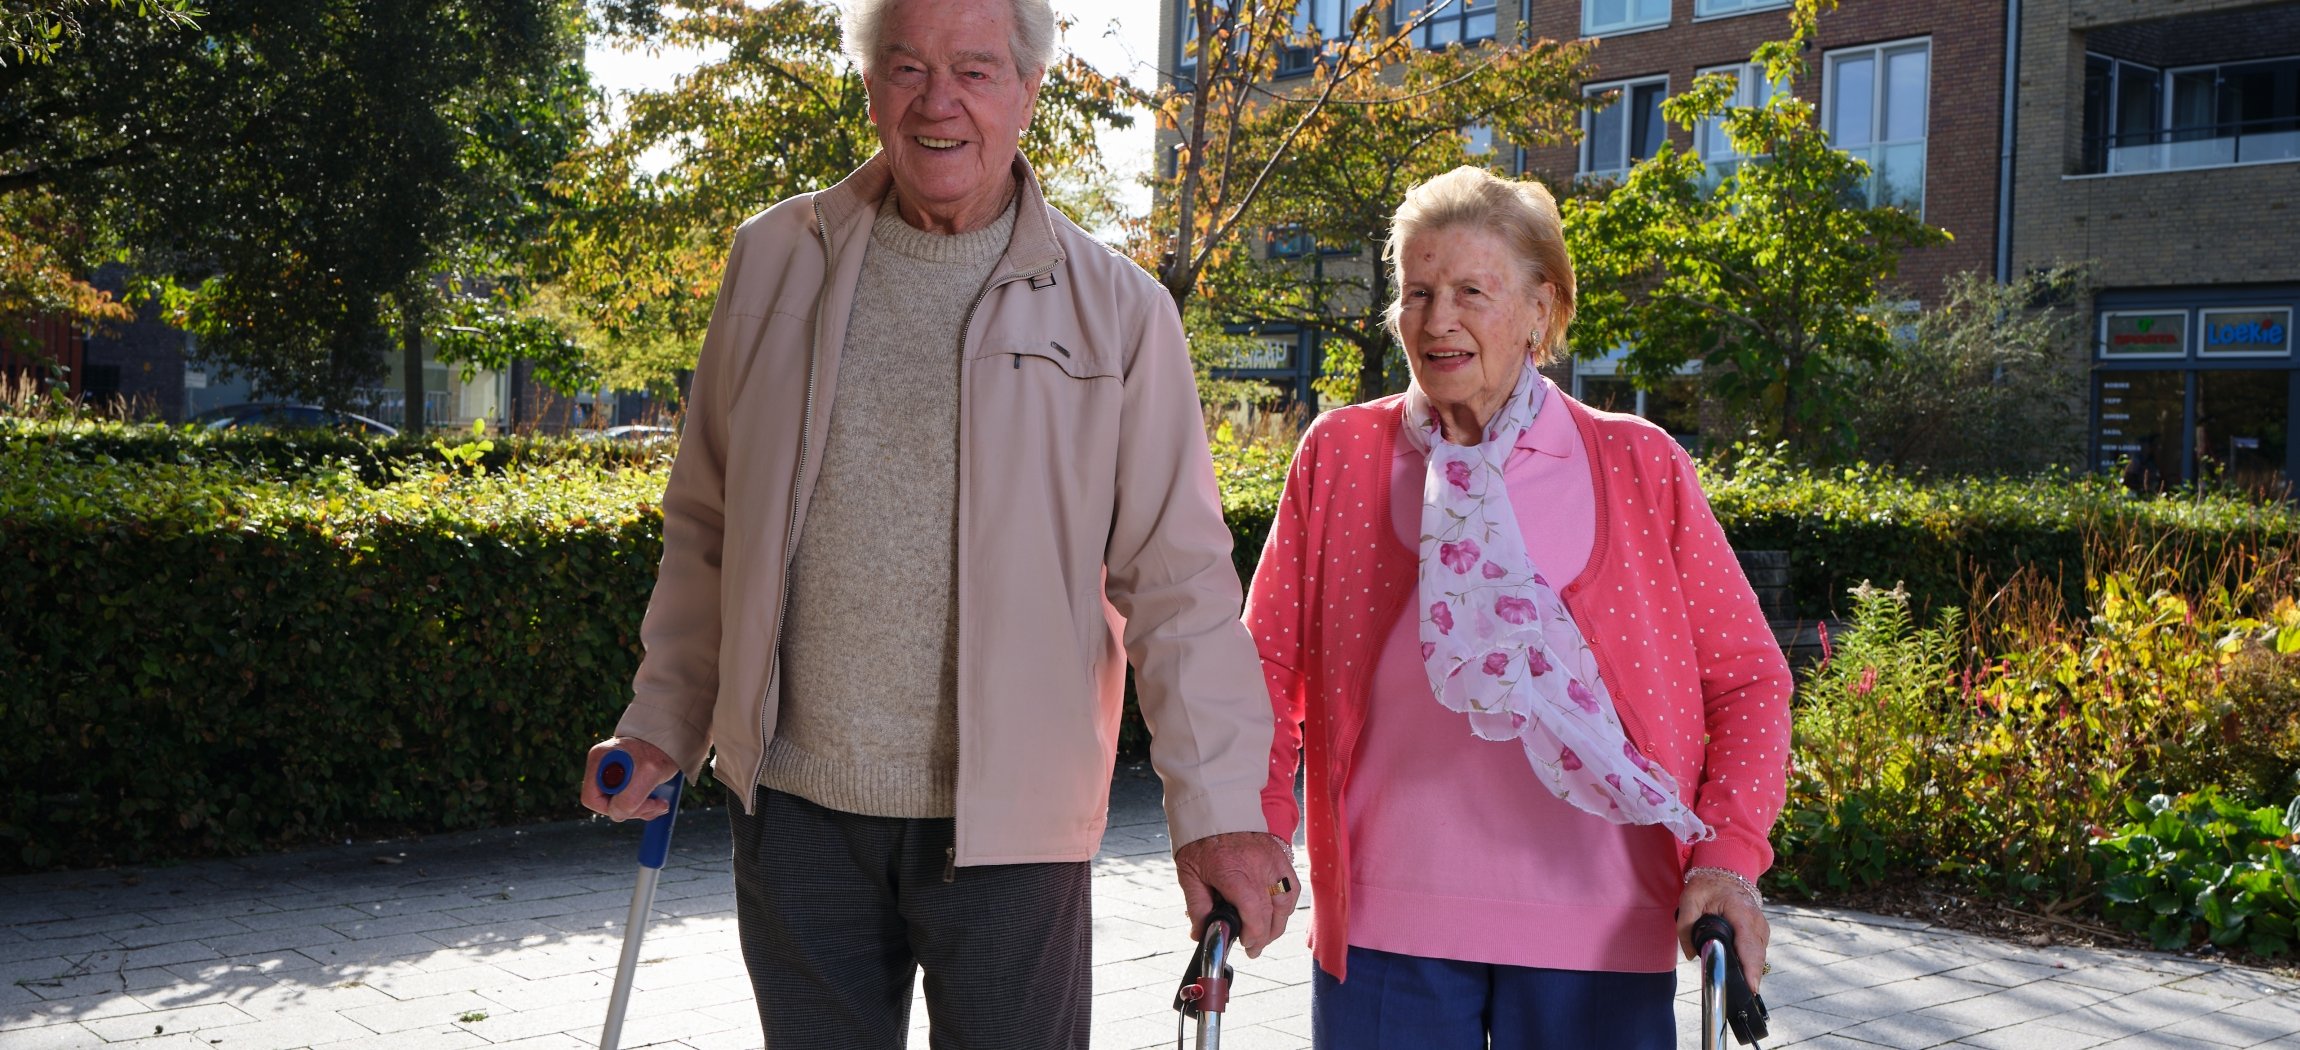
(728, 787, 1092, 1050)
(1311, 945, 1675, 1050)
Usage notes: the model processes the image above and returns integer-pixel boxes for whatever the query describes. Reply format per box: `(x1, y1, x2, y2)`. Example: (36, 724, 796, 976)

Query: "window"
(1582, 76, 1668, 181)
(1572, 346, 1702, 449)
(1176, 0, 1248, 73)
(1462, 122, 1496, 156)
(2090, 296, 2298, 496)
(2086, 54, 2300, 174)
(1397, 0, 1496, 48)
(1582, 0, 1668, 37)
(1823, 39, 1930, 212)
(1280, 0, 1367, 76)
(2199, 308, 2293, 358)
(1694, 61, 1789, 184)
(1695, 0, 1788, 16)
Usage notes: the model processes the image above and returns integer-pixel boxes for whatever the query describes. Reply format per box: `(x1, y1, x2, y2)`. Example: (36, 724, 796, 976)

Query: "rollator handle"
(1172, 895, 1243, 1017)
(1692, 914, 1770, 1046)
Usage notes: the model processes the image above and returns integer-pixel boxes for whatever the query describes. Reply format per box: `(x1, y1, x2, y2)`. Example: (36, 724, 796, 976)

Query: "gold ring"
(1269, 876, 1293, 896)
(1762, 963, 1772, 975)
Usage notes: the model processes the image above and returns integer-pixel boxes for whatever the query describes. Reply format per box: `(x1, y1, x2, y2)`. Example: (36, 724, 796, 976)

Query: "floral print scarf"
(1401, 364, 1713, 845)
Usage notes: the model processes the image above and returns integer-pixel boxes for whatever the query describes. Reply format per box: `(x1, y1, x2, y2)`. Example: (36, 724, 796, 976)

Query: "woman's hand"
(1676, 868, 1770, 994)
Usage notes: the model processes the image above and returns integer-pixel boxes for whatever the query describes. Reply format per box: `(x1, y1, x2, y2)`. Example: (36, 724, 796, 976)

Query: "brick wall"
(1514, 0, 2008, 304)
(2010, 0, 2300, 289)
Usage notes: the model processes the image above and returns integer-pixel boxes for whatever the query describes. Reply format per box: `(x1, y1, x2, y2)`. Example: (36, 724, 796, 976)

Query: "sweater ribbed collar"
(870, 191, 1018, 265)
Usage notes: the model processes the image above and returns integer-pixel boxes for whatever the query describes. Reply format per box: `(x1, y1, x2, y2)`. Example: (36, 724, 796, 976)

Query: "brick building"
(2009, 0, 2300, 491)
(1161, 0, 2018, 445)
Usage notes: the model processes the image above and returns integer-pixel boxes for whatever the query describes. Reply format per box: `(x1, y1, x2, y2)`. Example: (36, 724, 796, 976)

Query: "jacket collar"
(813, 151, 1065, 276)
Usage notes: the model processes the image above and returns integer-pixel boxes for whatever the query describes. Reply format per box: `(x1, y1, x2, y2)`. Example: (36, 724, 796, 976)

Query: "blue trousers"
(1311, 946, 1674, 1050)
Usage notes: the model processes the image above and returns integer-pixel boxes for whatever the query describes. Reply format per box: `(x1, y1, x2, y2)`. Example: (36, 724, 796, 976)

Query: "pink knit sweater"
(1246, 391, 1793, 981)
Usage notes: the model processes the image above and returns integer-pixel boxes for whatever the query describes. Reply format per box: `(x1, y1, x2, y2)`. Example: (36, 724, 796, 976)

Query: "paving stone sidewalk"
(5, 768, 2297, 1050)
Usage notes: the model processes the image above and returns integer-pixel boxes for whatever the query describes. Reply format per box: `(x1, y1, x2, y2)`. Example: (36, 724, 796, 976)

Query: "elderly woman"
(1248, 166, 1792, 1048)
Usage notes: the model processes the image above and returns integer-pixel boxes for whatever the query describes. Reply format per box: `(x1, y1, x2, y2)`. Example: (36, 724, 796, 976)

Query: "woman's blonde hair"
(1382, 166, 1576, 365)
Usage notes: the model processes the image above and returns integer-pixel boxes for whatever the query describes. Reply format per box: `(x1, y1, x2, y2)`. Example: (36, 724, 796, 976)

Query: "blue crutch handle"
(595, 748, 685, 870)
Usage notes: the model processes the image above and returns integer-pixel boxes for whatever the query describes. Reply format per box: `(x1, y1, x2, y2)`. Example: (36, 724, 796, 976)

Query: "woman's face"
(1396, 225, 1554, 423)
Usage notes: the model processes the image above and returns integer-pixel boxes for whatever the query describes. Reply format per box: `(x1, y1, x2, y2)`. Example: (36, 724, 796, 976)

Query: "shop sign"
(2199, 308, 2292, 357)
(2101, 312, 2187, 357)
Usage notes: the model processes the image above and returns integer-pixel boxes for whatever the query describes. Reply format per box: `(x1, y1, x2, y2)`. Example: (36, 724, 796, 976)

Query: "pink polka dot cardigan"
(1246, 392, 1794, 981)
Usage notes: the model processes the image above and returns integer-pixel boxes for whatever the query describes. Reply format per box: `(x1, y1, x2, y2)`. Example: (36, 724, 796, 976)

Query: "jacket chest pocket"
(997, 340, 1118, 381)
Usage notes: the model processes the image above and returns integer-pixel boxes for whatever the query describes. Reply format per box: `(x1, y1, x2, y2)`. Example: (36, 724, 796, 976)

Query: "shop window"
(2198, 372, 2290, 495)
(2095, 371, 2185, 491)
(1823, 39, 1930, 213)
(1582, 76, 1668, 181)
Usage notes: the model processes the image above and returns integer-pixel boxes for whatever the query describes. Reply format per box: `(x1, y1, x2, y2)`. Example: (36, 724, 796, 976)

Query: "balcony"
(2089, 117, 2300, 175)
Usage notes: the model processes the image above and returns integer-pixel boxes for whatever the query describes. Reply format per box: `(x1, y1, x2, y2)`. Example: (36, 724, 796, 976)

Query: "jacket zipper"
(947, 259, 1057, 867)
(750, 203, 836, 795)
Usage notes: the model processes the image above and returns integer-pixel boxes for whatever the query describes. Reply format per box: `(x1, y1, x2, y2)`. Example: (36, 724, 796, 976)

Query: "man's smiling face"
(864, 0, 1044, 234)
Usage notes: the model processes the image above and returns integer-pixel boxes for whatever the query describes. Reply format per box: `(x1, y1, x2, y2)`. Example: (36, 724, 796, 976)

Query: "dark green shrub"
(0, 416, 674, 483)
(0, 448, 676, 871)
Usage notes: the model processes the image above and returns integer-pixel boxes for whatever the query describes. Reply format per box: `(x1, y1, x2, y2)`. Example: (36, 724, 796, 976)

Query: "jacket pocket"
(997, 339, 1118, 381)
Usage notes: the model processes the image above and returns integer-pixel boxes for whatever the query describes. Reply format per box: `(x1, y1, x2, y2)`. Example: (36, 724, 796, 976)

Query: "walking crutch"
(1692, 913, 1771, 1049)
(1171, 895, 1246, 1049)
(593, 748, 686, 1050)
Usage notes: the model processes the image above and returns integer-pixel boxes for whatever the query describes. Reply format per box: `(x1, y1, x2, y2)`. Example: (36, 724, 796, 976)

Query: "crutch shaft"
(599, 866, 662, 1050)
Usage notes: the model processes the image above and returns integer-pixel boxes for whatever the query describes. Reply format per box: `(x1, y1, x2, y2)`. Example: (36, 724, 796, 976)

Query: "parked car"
(188, 403, 400, 437)
(576, 424, 677, 443)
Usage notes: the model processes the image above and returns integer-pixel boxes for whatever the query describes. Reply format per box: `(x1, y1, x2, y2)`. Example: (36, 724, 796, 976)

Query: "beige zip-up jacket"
(613, 153, 1273, 865)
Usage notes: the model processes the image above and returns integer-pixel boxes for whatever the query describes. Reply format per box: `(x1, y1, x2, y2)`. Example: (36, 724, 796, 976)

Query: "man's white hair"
(843, 0, 1057, 76)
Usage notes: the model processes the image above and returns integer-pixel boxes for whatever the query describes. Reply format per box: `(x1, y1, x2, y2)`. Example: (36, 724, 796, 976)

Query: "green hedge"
(0, 416, 674, 483)
(0, 449, 672, 872)
(1699, 453, 2297, 617)
(7, 423, 2294, 872)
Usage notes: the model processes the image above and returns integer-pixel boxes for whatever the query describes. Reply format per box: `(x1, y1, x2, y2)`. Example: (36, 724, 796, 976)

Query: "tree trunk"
(400, 295, 427, 436)
(1356, 242, 1392, 403)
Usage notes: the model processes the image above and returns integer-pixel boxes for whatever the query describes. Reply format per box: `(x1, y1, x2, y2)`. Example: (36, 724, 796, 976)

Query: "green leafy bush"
(0, 416, 674, 482)
(1700, 447, 2296, 618)
(0, 447, 674, 871)
(2091, 789, 2300, 956)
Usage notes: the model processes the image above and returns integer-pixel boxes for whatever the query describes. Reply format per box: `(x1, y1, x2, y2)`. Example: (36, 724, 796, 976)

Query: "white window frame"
(1581, 0, 1669, 38)
(1399, 0, 1498, 48)
(1821, 37, 1932, 213)
(1693, 61, 1789, 162)
(1581, 75, 1669, 181)
(1694, 0, 1789, 17)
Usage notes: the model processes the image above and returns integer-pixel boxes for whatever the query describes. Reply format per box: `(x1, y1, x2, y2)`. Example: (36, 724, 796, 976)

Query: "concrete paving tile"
(2087, 1032, 2256, 1050)
(307, 1022, 491, 1050)
(2167, 1006, 2300, 1048)
(1942, 957, 2083, 988)
(335, 988, 495, 1034)
(295, 932, 459, 970)
(226, 904, 375, 933)
(445, 1003, 591, 1042)
(201, 924, 355, 958)
(324, 909, 475, 940)
(165, 1011, 376, 1050)
(1801, 975, 2000, 1020)
(1953, 1018, 2118, 1048)
(1833, 1006, 1995, 1048)
(457, 1036, 592, 1050)
(2043, 985, 2251, 1038)
(0, 1022, 108, 1050)
(80, 1001, 259, 1042)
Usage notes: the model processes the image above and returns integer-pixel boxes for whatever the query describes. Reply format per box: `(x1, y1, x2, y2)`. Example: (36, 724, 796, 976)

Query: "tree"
(0, 0, 195, 66)
(542, 0, 1137, 394)
(1840, 267, 2091, 476)
(0, 1, 588, 423)
(1561, 0, 1948, 458)
(1184, 17, 1589, 403)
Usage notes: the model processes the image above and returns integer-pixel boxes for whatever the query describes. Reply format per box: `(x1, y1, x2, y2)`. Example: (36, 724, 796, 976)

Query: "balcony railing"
(2088, 117, 2300, 175)
(349, 388, 451, 428)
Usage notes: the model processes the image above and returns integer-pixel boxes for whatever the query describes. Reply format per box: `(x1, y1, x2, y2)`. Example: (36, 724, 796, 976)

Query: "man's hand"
(580, 736, 682, 822)
(1676, 869, 1771, 995)
(1173, 831, 1299, 959)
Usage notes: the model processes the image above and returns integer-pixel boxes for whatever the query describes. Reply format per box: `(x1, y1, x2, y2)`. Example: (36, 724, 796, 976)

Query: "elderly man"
(578, 0, 1296, 1045)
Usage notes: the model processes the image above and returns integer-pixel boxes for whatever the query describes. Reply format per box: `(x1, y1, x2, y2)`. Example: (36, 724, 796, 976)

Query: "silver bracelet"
(1684, 866, 1764, 910)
